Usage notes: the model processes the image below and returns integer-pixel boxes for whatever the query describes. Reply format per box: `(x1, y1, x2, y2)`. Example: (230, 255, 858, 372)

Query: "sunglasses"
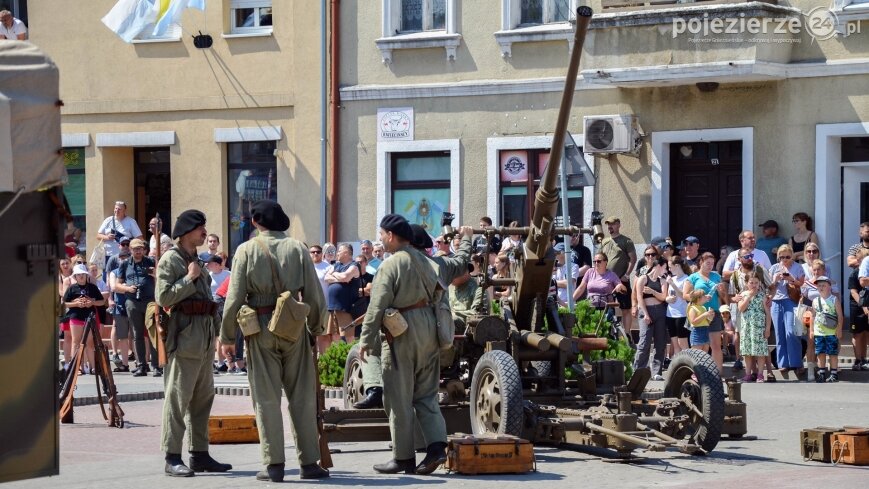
(778, 255, 792, 260)
(114, 201, 126, 206)
(644, 253, 658, 257)
(309, 250, 321, 254)
(806, 249, 819, 254)
(75, 261, 85, 264)
(593, 260, 605, 264)
(740, 254, 753, 260)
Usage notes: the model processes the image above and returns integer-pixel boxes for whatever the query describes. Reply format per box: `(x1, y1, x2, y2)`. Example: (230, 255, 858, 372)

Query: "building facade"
(30, 0, 327, 255)
(339, 0, 869, 285)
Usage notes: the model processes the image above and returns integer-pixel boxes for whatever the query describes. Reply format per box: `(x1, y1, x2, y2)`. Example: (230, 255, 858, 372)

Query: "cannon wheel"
(343, 344, 366, 409)
(664, 349, 724, 453)
(470, 350, 524, 436)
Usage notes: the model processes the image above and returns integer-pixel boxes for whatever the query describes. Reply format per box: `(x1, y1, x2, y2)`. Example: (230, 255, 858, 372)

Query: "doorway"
(669, 141, 743, 253)
(134, 147, 171, 233)
(842, 165, 869, 285)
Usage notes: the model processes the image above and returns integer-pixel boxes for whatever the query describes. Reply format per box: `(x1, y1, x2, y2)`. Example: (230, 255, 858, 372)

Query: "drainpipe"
(328, 0, 341, 243)
(320, 0, 327, 244)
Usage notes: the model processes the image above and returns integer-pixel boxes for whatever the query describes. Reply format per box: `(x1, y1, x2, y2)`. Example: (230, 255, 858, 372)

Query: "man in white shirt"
(148, 217, 173, 255)
(0, 11, 27, 40)
(96, 201, 144, 261)
(722, 230, 771, 280)
(552, 243, 580, 307)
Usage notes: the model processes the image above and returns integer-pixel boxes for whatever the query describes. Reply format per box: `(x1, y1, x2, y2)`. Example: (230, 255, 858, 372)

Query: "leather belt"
(398, 299, 429, 314)
(256, 305, 276, 315)
(174, 300, 217, 316)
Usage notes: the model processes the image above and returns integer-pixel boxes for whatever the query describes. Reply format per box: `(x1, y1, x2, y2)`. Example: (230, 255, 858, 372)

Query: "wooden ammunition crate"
(208, 415, 259, 444)
(445, 434, 535, 475)
(831, 429, 869, 465)
(800, 427, 840, 463)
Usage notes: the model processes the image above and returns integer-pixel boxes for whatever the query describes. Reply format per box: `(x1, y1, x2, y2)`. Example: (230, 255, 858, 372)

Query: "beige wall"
(30, 0, 326, 254)
(337, 1, 869, 247)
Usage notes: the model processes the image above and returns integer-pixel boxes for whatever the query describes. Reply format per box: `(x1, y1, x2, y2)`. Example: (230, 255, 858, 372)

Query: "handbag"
(89, 239, 107, 267)
(255, 238, 310, 342)
(786, 281, 802, 303)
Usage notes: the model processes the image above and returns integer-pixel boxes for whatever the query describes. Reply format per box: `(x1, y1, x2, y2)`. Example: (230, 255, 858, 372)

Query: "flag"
(152, 0, 206, 37)
(101, 0, 158, 43)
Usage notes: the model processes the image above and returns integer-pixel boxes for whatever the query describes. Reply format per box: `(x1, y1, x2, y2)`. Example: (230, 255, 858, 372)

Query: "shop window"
(391, 151, 450, 233)
(63, 147, 86, 252)
(230, 0, 273, 34)
(499, 149, 583, 226)
(228, 141, 277, 256)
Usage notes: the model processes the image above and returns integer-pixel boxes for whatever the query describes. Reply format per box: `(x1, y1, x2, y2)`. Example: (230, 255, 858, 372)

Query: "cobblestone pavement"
(8, 372, 869, 488)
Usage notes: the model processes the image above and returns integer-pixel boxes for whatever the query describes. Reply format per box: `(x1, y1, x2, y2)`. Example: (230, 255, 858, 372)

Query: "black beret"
(251, 200, 290, 232)
(410, 224, 433, 249)
(379, 214, 413, 242)
(172, 210, 207, 239)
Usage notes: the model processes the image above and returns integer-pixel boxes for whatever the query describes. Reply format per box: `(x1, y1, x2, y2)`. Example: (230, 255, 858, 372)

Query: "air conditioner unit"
(583, 115, 639, 154)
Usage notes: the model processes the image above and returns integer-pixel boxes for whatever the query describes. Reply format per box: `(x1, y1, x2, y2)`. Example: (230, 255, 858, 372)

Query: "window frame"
(390, 151, 452, 232)
(497, 148, 585, 228)
(377, 0, 460, 64)
(226, 141, 278, 256)
(63, 147, 87, 240)
(495, 0, 577, 57)
(230, 0, 273, 35)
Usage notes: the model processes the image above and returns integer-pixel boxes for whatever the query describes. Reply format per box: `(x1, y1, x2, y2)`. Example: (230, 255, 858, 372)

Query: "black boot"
(300, 463, 330, 479)
(165, 453, 194, 477)
(256, 463, 285, 482)
(352, 387, 383, 409)
(415, 442, 448, 475)
(189, 451, 232, 472)
(373, 458, 415, 474)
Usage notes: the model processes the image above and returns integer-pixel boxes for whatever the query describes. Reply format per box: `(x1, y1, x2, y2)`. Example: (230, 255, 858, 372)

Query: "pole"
(559, 156, 574, 312)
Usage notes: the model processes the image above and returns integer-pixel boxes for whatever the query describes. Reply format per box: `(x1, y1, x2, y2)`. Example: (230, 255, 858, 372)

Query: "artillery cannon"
(329, 6, 745, 458)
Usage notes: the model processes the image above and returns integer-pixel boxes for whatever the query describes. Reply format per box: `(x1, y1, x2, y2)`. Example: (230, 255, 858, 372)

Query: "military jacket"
(220, 231, 327, 344)
(449, 279, 484, 321)
(360, 245, 438, 351)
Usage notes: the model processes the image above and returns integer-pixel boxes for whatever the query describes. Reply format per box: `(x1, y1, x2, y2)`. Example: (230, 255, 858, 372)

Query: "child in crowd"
(687, 290, 714, 351)
(62, 264, 106, 374)
(720, 305, 737, 359)
(737, 275, 771, 383)
(811, 276, 844, 383)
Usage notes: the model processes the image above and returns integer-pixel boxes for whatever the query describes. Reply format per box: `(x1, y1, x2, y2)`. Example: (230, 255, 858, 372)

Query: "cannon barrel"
(520, 331, 551, 351)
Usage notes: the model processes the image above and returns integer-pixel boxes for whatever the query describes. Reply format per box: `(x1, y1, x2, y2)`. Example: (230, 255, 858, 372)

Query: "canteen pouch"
(382, 307, 408, 337)
(237, 305, 262, 337)
(268, 291, 310, 342)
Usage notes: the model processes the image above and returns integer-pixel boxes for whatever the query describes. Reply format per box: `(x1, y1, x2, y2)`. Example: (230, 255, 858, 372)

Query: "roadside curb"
(73, 390, 164, 407)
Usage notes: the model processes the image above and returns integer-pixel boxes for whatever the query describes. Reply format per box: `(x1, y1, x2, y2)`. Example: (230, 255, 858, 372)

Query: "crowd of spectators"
(61, 202, 868, 386)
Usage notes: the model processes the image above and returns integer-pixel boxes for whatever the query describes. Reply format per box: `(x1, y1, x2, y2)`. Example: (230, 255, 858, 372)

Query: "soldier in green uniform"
(449, 264, 484, 330)
(156, 210, 231, 477)
(352, 224, 473, 410)
(219, 200, 329, 482)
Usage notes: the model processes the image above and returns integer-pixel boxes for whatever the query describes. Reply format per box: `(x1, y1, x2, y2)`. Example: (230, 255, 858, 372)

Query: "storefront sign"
(377, 107, 413, 141)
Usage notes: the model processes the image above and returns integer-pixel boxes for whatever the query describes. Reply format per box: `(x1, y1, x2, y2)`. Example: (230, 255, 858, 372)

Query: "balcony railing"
(601, 0, 777, 13)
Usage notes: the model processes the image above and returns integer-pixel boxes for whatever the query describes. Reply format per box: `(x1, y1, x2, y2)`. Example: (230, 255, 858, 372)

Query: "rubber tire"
(529, 360, 552, 377)
(470, 350, 524, 437)
(663, 349, 725, 454)
(343, 344, 365, 409)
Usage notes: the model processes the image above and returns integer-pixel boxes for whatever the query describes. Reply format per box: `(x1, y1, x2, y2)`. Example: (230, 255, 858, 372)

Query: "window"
(0, 0, 26, 25)
(399, 0, 445, 33)
(377, 0, 460, 63)
(228, 141, 277, 256)
(231, 0, 273, 35)
(63, 148, 86, 251)
(833, 0, 869, 35)
(499, 149, 583, 227)
(496, 0, 576, 57)
(519, 0, 570, 26)
(391, 152, 451, 232)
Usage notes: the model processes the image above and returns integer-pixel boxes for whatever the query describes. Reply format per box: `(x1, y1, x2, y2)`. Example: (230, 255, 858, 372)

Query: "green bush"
(318, 341, 356, 387)
(562, 301, 635, 379)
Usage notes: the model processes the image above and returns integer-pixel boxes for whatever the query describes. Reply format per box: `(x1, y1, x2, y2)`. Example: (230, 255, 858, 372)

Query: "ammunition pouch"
(267, 291, 310, 342)
(237, 305, 262, 337)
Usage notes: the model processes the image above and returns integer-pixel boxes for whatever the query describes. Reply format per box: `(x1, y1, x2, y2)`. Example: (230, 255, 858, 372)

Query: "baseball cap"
(758, 219, 779, 229)
(683, 236, 700, 245)
(130, 238, 146, 249)
(553, 243, 566, 253)
(603, 216, 620, 224)
(719, 305, 731, 314)
(650, 236, 667, 247)
(119, 237, 131, 245)
(815, 276, 831, 284)
(72, 264, 89, 276)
